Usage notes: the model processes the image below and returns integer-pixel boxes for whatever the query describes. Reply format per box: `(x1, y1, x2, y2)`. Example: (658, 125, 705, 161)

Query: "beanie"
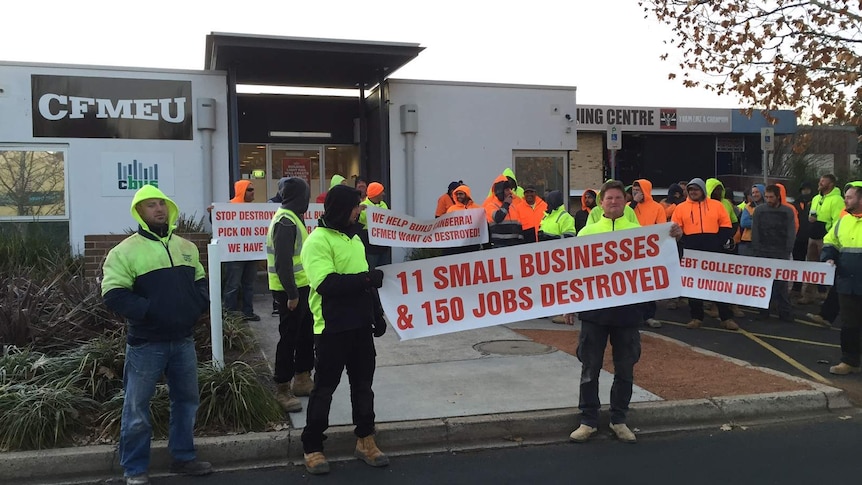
(366, 182, 384, 199)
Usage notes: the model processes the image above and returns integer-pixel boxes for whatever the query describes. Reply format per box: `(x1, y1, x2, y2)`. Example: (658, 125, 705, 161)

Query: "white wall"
(386, 79, 577, 261)
(0, 62, 230, 253)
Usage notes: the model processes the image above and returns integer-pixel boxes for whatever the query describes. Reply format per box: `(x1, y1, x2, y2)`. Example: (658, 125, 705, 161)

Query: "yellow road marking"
(738, 329, 833, 386)
(659, 320, 839, 347)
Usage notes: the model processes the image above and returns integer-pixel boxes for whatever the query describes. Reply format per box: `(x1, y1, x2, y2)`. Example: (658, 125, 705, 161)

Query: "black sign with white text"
(31, 75, 193, 139)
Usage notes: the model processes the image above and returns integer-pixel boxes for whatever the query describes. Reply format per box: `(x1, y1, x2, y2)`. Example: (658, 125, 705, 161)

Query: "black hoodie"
(321, 184, 362, 235)
(271, 177, 311, 298)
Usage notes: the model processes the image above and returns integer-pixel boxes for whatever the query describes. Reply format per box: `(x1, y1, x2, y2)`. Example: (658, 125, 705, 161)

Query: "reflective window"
(0, 147, 67, 218)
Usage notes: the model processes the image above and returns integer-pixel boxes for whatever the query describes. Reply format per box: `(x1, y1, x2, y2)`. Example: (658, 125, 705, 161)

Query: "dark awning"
(204, 33, 424, 88)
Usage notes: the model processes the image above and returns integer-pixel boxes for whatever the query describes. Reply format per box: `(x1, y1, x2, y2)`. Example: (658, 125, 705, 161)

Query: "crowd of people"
(101, 167, 862, 482)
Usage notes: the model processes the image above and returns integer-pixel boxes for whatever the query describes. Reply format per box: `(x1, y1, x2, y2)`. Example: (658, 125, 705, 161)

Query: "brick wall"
(83, 233, 211, 279)
(571, 133, 605, 190)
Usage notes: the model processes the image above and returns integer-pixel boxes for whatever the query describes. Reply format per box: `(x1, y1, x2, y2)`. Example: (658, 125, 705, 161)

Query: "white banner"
(379, 224, 682, 340)
(366, 206, 488, 248)
(210, 203, 274, 261)
(679, 250, 835, 308)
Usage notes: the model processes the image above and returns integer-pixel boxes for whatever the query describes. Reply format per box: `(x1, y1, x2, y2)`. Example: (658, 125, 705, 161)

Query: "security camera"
(564, 114, 571, 120)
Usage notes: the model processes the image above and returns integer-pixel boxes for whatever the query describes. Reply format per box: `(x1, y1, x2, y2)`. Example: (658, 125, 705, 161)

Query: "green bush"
(0, 383, 98, 451)
(406, 247, 443, 260)
(197, 360, 283, 432)
(98, 385, 171, 440)
(35, 332, 125, 401)
(0, 346, 50, 385)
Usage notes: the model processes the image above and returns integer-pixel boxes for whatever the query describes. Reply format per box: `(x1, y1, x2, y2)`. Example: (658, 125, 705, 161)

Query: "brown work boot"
(720, 319, 739, 331)
(275, 383, 302, 412)
(686, 319, 702, 329)
(355, 435, 389, 467)
(304, 452, 330, 475)
(731, 305, 746, 318)
(829, 363, 862, 375)
(569, 424, 597, 443)
(805, 313, 831, 328)
(610, 423, 637, 443)
(292, 372, 314, 396)
(666, 299, 678, 310)
(551, 315, 567, 324)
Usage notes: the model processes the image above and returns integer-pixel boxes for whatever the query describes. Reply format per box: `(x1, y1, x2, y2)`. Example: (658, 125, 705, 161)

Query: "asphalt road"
(139, 415, 861, 485)
(649, 296, 862, 404)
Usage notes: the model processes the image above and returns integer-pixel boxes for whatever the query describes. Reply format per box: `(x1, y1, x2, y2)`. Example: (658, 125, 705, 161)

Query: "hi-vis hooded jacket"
(629, 179, 667, 226)
(822, 181, 862, 295)
(101, 185, 208, 343)
(671, 178, 733, 252)
(810, 185, 845, 239)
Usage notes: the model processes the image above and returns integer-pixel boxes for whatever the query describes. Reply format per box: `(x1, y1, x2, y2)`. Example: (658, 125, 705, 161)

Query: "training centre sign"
(366, 206, 488, 248)
(679, 250, 835, 308)
(378, 224, 682, 340)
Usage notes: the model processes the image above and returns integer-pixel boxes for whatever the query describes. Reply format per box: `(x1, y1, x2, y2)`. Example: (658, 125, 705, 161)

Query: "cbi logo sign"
(101, 153, 174, 197)
(117, 160, 159, 190)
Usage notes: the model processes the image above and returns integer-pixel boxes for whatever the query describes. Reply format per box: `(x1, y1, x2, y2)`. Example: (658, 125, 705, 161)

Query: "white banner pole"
(207, 240, 224, 369)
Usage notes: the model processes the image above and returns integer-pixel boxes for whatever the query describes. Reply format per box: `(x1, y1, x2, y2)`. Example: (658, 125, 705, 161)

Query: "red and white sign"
(679, 250, 834, 308)
(211, 203, 278, 261)
(282, 158, 310, 185)
(366, 206, 488, 248)
(379, 224, 682, 340)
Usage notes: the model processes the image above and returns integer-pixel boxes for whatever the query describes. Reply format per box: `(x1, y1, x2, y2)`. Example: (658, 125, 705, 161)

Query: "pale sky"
(1, 0, 741, 109)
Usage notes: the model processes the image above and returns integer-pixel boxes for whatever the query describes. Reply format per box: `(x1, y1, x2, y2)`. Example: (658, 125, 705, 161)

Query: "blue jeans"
(223, 261, 257, 315)
(120, 338, 199, 477)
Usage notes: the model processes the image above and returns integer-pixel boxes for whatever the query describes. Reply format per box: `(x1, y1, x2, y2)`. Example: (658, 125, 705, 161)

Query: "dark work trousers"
(302, 327, 376, 453)
(576, 321, 641, 427)
(643, 301, 657, 320)
(689, 299, 732, 321)
(819, 285, 840, 323)
(838, 294, 862, 367)
(272, 287, 315, 384)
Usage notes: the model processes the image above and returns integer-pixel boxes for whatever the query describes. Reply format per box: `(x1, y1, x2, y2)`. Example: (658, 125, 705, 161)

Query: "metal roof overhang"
(205, 32, 424, 88)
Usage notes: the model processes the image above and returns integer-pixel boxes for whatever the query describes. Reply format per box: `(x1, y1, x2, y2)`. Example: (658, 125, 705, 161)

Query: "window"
(0, 146, 68, 219)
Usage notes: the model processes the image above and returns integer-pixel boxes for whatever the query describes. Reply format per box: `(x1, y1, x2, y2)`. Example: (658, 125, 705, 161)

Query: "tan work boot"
(355, 435, 389, 467)
(829, 363, 862, 375)
(731, 305, 746, 318)
(275, 383, 302, 412)
(686, 319, 702, 329)
(720, 319, 739, 331)
(610, 423, 637, 443)
(805, 313, 831, 328)
(569, 424, 597, 443)
(304, 452, 330, 475)
(292, 372, 314, 396)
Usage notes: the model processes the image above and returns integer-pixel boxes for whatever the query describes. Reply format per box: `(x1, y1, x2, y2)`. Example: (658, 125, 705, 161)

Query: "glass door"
(268, 145, 323, 201)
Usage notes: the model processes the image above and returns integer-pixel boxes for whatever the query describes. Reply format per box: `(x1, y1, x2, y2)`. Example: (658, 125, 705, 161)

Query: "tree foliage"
(640, 0, 862, 124)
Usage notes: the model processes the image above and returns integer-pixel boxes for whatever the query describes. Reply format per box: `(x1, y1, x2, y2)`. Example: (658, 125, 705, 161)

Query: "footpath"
(2, 294, 855, 484)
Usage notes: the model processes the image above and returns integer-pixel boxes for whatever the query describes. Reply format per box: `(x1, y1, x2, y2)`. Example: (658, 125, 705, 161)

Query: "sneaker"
(243, 313, 261, 322)
(271, 310, 279, 317)
(569, 424, 597, 443)
(610, 423, 637, 443)
(720, 319, 739, 331)
(829, 362, 862, 375)
(125, 475, 150, 485)
(304, 452, 330, 475)
(685, 319, 702, 329)
(645, 318, 662, 328)
(169, 460, 212, 476)
(806, 313, 831, 327)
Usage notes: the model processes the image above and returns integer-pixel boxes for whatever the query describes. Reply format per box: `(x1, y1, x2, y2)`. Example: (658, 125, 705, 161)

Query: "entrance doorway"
(238, 144, 360, 201)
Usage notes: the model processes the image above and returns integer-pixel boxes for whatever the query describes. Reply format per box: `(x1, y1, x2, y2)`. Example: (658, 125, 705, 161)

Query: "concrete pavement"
(2, 294, 855, 484)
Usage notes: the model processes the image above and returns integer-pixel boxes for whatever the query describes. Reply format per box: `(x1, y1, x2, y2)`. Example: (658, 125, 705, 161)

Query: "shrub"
(193, 311, 255, 359)
(98, 385, 171, 440)
(0, 346, 50, 384)
(197, 360, 283, 432)
(35, 332, 125, 401)
(0, 383, 98, 451)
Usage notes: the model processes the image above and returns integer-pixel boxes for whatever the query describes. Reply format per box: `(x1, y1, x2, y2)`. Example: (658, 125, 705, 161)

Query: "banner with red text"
(679, 250, 835, 308)
(211, 202, 325, 261)
(378, 224, 681, 340)
(366, 206, 488, 248)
